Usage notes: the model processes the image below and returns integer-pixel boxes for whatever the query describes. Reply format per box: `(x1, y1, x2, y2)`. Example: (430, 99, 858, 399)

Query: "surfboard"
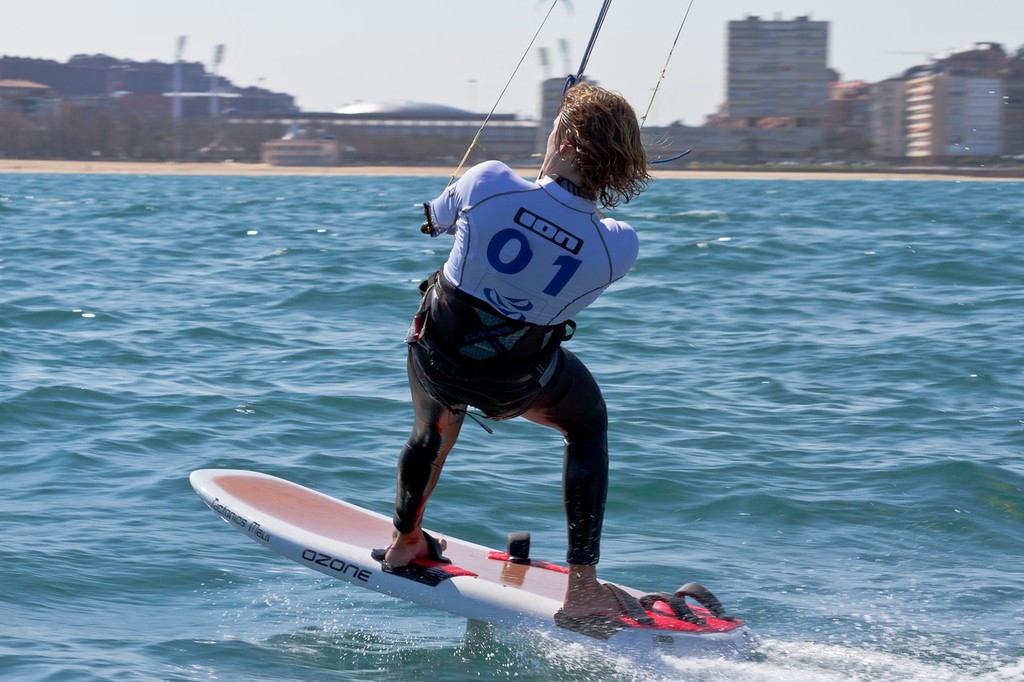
(189, 468, 755, 658)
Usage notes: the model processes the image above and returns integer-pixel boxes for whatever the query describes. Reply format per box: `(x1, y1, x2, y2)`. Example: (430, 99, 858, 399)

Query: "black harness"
(406, 272, 575, 419)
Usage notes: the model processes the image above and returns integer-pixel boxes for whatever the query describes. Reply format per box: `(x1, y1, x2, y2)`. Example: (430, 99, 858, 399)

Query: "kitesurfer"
(380, 82, 652, 626)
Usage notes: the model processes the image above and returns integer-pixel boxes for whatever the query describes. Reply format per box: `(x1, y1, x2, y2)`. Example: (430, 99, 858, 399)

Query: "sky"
(3, 1, 1023, 127)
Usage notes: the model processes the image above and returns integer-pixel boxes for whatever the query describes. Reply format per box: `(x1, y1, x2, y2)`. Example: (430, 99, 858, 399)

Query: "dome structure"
(334, 100, 473, 117)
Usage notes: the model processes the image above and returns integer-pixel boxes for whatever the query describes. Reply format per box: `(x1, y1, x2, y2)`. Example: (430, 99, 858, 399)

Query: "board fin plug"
(506, 531, 531, 564)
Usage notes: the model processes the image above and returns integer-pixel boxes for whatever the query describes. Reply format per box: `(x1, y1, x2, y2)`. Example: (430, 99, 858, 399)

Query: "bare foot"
(383, 530, 447, 568)
(560, 564, 626, 618)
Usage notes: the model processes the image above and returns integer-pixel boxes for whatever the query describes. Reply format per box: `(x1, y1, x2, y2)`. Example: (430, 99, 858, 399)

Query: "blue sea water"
(1, 170, 1022, 681)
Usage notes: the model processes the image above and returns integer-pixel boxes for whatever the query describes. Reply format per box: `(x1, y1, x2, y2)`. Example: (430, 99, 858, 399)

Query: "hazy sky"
(3, 1, 1022, 126)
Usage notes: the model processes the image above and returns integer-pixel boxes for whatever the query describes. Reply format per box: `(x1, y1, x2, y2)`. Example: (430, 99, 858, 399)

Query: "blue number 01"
(486, 229, 582, 297)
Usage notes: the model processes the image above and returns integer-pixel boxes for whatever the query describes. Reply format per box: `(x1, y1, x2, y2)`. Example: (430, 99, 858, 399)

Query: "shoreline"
(2, 158, 1023, 182)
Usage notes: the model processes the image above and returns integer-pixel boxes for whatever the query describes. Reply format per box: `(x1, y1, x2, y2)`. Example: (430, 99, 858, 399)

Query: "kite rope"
(639, 0, 696, 128)
(563, 0, 614, 93)
(447, 0, 563, 186)
(644, 0, 697, 164)
(449, 0, 697, 178)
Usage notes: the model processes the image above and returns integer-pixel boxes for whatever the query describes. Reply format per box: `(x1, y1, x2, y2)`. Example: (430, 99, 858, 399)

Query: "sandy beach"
(1, 158, 1022, 182)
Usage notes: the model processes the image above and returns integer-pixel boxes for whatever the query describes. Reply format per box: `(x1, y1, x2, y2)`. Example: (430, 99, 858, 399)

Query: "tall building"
(535, 76, 601, 154)
(538, 77, 569, 153)
(906, 71, 1003, 157)
(726, 15, 830, 127)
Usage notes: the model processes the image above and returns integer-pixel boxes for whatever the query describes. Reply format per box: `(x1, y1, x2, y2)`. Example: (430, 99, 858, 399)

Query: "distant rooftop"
(0, 79, 51, 90)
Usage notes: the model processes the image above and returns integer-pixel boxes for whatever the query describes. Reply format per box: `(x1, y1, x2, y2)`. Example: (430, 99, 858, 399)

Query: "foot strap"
(553, 582, 738, 640)
(552, 583, 653, 640)
(370, 531, 469, 587)
(370, 531, 451, 568)
(421, 531, 451, 563)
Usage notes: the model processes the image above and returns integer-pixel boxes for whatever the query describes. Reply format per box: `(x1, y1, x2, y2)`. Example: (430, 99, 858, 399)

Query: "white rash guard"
(425, 160, 639, 326)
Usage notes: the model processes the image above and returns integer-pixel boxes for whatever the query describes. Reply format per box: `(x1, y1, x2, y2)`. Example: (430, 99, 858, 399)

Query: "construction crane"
(888, 51, 935, 58)
(210, 44, 225, 117)
(559, 38, 571, 76)
(172, 36, 186, 122)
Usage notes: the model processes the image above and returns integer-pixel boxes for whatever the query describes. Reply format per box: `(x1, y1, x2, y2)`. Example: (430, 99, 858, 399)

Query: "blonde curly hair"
(557, 83, 651, 208)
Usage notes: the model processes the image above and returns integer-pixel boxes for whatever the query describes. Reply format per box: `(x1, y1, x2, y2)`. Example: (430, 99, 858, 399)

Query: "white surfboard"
(189, 468, 755, 658)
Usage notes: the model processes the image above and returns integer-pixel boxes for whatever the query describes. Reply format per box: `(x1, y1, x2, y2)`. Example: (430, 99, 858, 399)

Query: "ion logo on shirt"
(513, 207, 583, 254)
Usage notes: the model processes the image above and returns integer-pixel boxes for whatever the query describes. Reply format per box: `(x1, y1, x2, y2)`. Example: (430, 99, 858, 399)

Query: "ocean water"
(1, 170, 1022, 682)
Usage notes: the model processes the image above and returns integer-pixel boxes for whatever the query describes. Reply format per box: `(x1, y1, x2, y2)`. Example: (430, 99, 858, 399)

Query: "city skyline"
(3, 0, 1022, 127)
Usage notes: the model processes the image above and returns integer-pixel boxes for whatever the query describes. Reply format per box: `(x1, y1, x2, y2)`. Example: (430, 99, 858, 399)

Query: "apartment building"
(906, 71, 1003, 158)
(1003, 51, 1024, 156)
(869, 78, 908, 158)
(726, 15, 830, 127)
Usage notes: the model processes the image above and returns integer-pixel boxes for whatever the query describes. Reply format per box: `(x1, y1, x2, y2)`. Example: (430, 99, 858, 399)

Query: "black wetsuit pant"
(394, 344, 609, 566)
